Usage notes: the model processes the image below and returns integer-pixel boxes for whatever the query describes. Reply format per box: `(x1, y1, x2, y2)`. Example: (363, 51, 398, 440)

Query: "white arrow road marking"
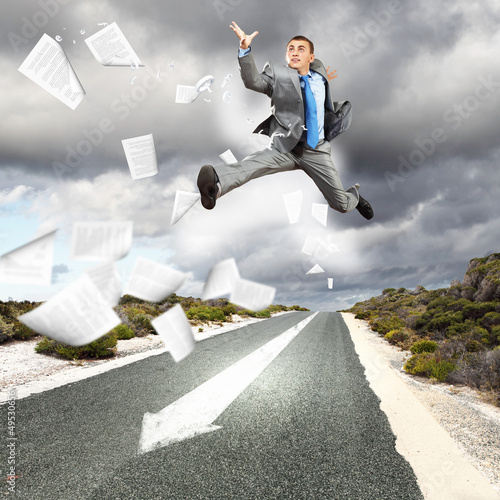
(138, 312, 319, 454)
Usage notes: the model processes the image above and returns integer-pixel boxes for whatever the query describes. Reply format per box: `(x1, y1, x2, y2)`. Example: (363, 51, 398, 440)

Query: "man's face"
(286, 39, 315, 75)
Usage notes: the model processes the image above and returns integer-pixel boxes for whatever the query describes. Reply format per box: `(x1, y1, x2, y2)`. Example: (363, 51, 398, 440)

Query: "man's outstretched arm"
(230, 21, 273, 96)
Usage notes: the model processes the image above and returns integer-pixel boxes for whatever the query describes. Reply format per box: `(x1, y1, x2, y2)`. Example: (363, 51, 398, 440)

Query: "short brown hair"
(287, 35, 314, 54)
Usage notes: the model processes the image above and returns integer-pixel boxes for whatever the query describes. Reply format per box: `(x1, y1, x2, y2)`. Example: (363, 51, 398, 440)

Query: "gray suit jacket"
(238, 52, 352, 153)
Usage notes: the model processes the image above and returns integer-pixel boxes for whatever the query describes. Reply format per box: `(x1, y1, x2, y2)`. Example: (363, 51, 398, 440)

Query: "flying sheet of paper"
(219, 149, 238, 164)
(312, 203, 328, 227)
(84, 262, 122, 307)
(151, 304, 195, 362)
(230, 278, 275, 312)
(84, 22, 143, 66)
(123, 257, 187, 302)
(328, 278, 334, 289)
(301, 235, 318, 256)
(0, 228, 57, 286)
(18, 273, 121, 347)
(324, 241, 340, 255)
(302, 236, 340, 258)
(202, 258, 240, 300)
(18, 34, 85, 110)
(70, 221, 133, 261)
(175, 75, 214, 103)
(175, 85, 199, 104)
(306, 264, 325, 275)
(122, 133, 158, 179)
(282, 191, 303, 224)
(170, 191, 201, 225)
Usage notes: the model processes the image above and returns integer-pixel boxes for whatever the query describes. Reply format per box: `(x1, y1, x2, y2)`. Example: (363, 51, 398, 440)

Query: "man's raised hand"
(230, 21, 258, 50)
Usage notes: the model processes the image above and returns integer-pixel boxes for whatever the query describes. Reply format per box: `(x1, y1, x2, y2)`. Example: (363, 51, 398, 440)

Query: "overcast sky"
(1, 0, 499, 311)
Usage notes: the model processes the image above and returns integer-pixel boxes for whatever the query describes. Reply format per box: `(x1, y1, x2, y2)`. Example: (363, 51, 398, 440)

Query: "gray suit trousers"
(215, 140, 359, 213)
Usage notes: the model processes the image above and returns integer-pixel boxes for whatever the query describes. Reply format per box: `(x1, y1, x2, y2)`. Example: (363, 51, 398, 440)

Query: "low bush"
(492, 325, 500, 343)
(186, 305, 226, 323)
(449, 349, 500, 404)
(254, 309, 271, 318)
(384, 329, 408, 345)
(237, 309, 254, 317)
(482, 312, 500, 330)
(124, 307, 157, 335)
(0, 302, 39, 342)
(119, 294, 147, 305)
(222, 304, 238, 316)
(354, 311, 372, 320)
(410, 339, 438, 354)
(462, 302, 496, 321)
(35, 332, 118, 360)
(111, 324, 136, 340)
(369, 314, 404, 336)
(404, 353, 455, 382)
(12, 319, 38, 340)
(0, 316, 14, 341)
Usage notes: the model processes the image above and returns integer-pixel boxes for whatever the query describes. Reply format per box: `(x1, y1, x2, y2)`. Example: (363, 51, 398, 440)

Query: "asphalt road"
(1, 311, 424, 499)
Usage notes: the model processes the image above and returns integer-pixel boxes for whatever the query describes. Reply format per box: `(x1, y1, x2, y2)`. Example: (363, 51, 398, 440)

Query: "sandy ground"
(1, 311, 499, 499)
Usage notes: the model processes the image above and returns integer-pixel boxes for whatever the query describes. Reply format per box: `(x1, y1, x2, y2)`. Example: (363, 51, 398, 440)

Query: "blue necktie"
(300, 75, 319, 149)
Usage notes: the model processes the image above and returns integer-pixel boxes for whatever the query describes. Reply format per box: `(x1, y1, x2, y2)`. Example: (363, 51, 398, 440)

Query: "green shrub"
(119, 294, 146, 305)
(159, 293, 182, 306)
(466, 340, 483, 352)
(414, 313, 431, 331)
(12, 319, 38, 340)
(482, 312, 500, 329)
(447, 298, 472, 312)
(268, 304, 287, 314)
(384, 329, 408, 345)
(186, 305, 226, 322)
(210, 307, 226, 322)
(355, 311, 372, 320)
(462, 302, 496, 321)
(0, 316, 14, 340)
(410, 339, 438, 354)
(237, 309, 255, 317)
(404, 353, 455, 382)
(222, 304, 237, 316)
(491, 326, 500, 343)
(186, 305, 210, 321)
(446, 323, 469, 337)
(254, 309, 271, 318)
(0, 315, 37, 344)
(289, 305, 309, 311)
(125, 307, 156, 334)
(369, 314, 404, 336)
(35, 332, 118, 360)
(111, 324, 136, 340)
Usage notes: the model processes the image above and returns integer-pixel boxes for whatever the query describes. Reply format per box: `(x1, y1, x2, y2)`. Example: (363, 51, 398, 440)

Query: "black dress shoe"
(197, 165, 219, 210)
(356, 195, 374, 220)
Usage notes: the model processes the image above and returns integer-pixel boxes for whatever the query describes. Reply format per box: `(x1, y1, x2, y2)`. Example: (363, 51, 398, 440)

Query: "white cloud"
(0, 185, 34, 205)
